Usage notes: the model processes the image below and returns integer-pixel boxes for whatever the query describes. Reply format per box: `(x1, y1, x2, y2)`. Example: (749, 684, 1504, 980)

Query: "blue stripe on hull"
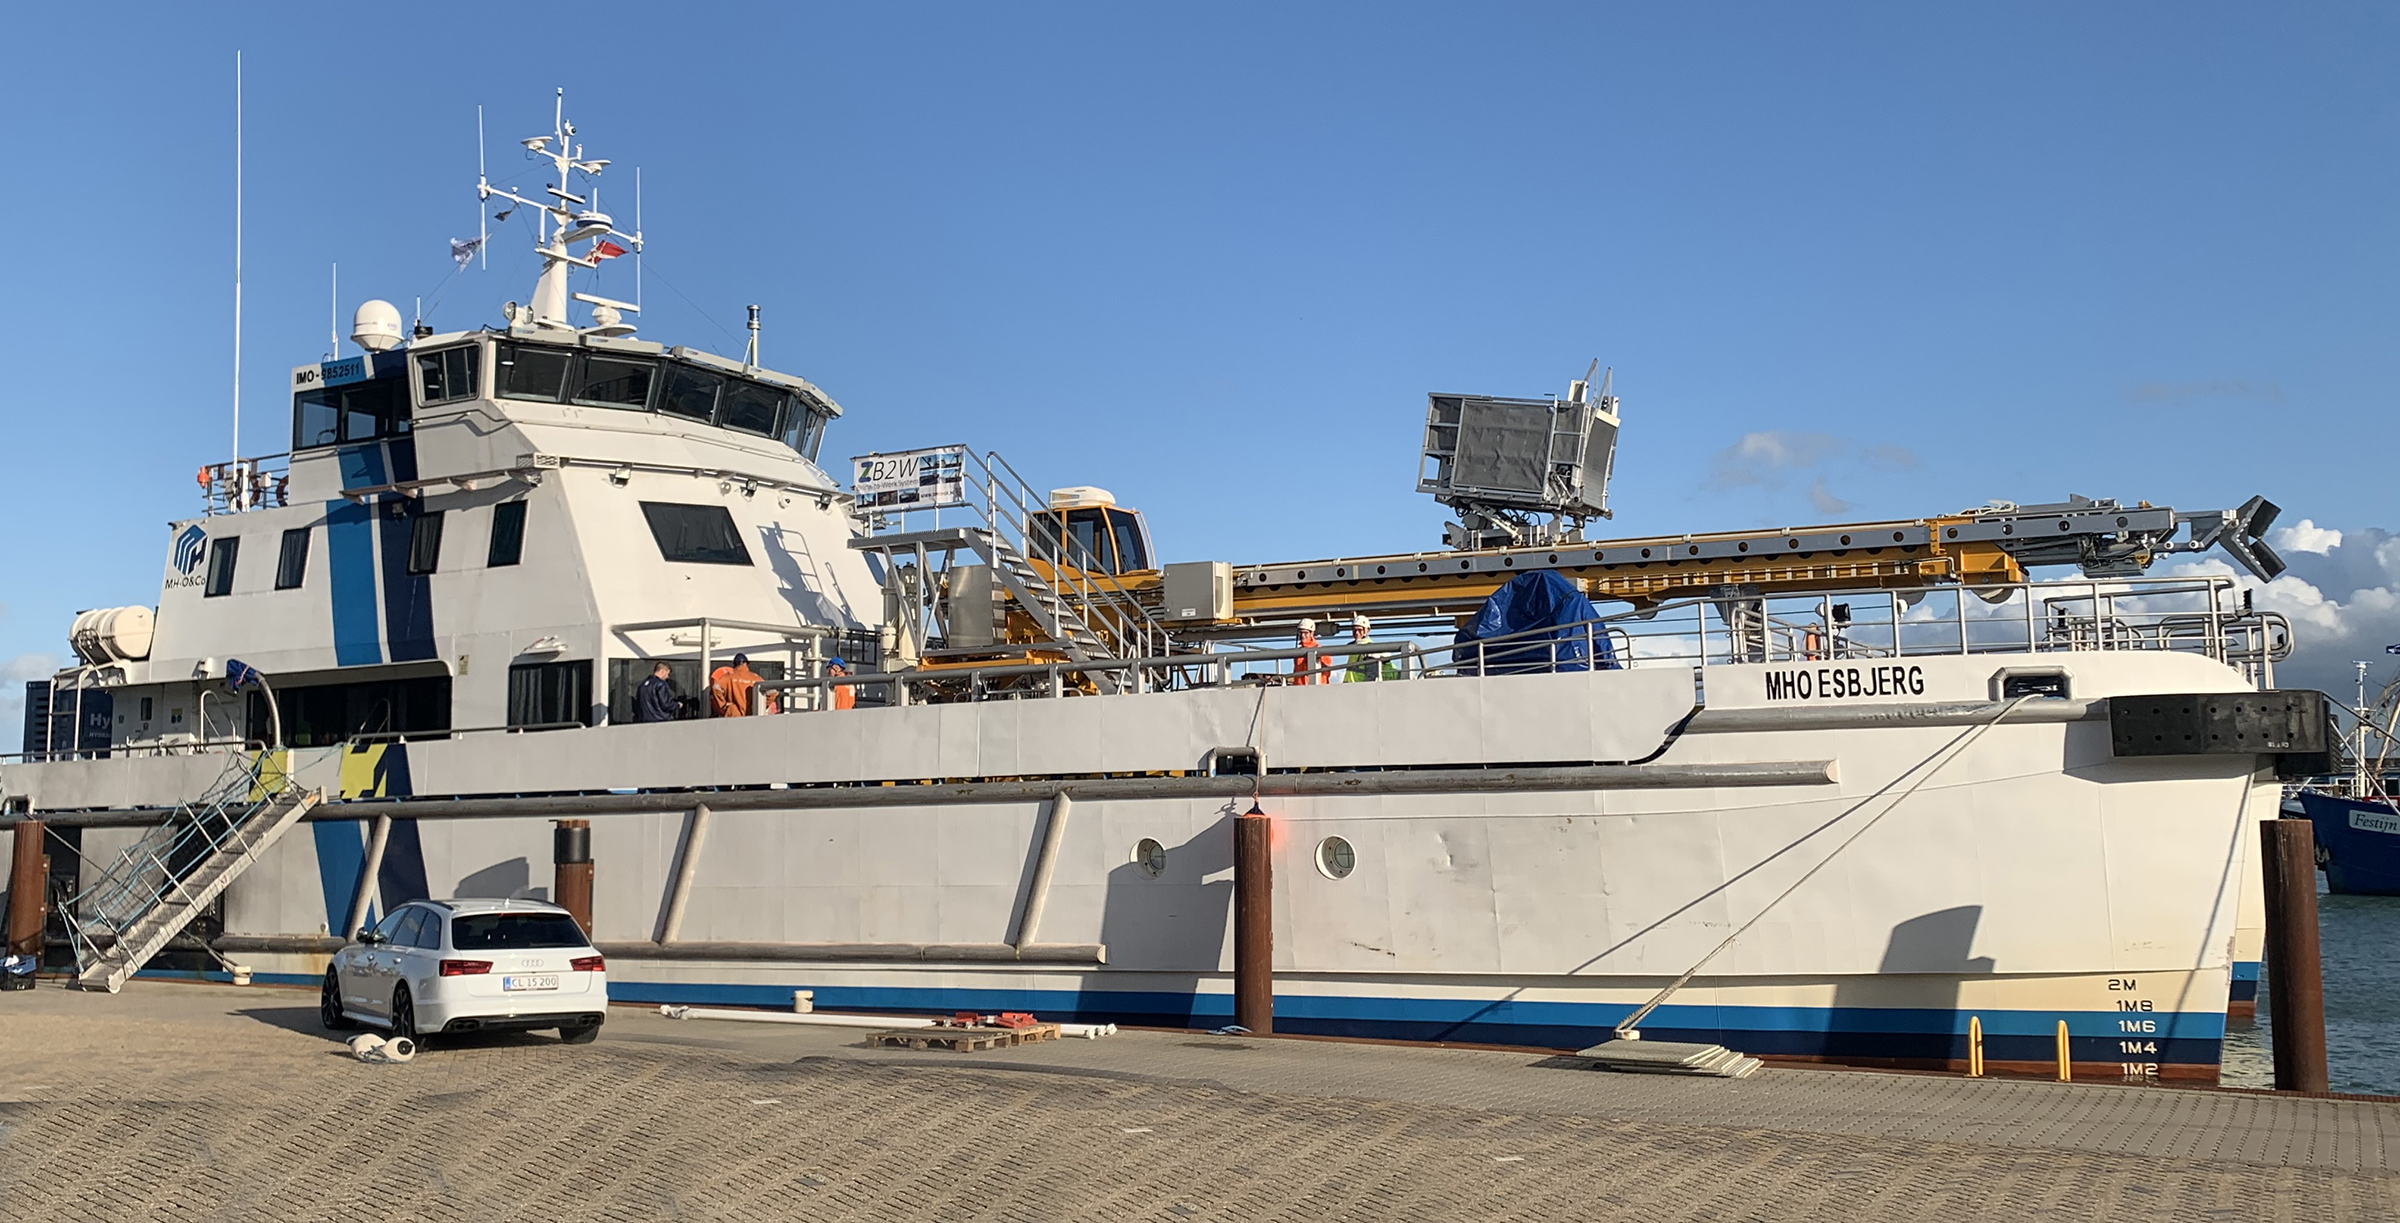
(2229, 961, 2260, 1004)
(323, 500, 381, 666)
(605, 980, 2226, 1067)
(310, 822, 367, 934)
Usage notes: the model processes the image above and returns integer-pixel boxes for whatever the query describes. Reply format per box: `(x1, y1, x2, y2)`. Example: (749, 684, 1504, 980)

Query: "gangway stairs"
(62, 756, 322, 993)
(864, 525, 1151, 692)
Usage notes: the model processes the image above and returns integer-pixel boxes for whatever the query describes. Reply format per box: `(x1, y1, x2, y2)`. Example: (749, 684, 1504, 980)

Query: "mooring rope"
(1613, 695, 2032, 1038)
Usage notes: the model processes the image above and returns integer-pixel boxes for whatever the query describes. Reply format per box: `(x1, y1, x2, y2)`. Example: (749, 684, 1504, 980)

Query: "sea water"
(2221, 881, 2400, 1095)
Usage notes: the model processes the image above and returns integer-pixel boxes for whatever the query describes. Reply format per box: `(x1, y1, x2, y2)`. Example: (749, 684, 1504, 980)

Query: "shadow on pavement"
(232, 1006, 569, 1053)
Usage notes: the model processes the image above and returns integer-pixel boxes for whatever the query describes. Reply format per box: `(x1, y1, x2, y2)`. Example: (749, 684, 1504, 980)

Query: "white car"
(321, 898, 608, 1046)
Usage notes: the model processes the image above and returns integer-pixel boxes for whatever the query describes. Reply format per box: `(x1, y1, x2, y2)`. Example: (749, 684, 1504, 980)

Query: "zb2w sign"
(853, 446, 967, 509)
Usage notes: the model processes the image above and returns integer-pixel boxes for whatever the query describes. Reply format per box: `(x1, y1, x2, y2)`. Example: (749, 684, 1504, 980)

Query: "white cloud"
(1805, 477, 1853, 515)
(2272, 518, 2342, 556)
(2158, 524, 2400, 698)
(1706, 431, 1920, 516)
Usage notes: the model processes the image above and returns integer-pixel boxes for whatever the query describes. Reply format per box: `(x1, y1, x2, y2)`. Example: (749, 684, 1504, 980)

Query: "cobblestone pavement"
(1, 983, 2396, 1222)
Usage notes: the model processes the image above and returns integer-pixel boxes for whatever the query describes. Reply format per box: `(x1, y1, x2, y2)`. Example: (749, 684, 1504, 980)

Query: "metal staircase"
(63, 755, 321, 993)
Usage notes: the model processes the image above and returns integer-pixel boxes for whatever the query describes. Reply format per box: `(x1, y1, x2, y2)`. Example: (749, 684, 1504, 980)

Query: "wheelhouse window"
(203, 537, 240, 597)
(639, 502, 752, 565)
(498, 342, 573, 401)
(415, 345, 481, 406)
(293, 376, 407, 449)
(779, 403, 830, 460)
(719, 380, 784, 437)
(274, 527, 310, 590)
(406, 511, 445, 576)
(571, 355, 657, 410)
(487, 501, 527, 567)
(659, 366, 722, 423)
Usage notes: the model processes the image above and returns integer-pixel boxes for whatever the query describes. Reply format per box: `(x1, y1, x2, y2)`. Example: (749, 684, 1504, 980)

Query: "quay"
(0, 982, 2393, 1221)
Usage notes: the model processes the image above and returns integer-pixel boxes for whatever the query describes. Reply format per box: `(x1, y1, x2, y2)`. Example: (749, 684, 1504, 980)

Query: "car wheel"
(559, 1023, 599, 1045)
(390, 984, 426, 1048)
(319, 969, 354, 1030)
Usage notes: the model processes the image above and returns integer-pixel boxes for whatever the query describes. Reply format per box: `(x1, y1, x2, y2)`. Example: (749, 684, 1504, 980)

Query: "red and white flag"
(591, 240, 628, 262)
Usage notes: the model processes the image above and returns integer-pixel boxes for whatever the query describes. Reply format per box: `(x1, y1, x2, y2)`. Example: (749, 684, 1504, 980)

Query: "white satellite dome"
(351, 300, 405, 352)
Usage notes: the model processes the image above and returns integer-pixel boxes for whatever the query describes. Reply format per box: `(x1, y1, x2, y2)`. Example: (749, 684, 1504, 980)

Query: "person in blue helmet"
(825, 657, 855, 710)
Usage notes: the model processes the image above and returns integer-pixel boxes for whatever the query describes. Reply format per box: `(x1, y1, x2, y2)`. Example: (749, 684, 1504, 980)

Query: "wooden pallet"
(869, 1023, 1061, 1052)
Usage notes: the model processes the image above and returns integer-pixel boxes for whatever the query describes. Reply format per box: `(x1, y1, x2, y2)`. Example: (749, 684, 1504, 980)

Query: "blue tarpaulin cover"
(1454, 571, 1618, 673)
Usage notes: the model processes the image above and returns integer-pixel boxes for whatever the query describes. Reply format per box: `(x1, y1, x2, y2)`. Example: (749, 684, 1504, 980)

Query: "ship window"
(1132, 838, 1167, 879)
(415, 345, 481, 405)
(293, 376, 407, 449)
(571, 355, 657, 410)
(659, 365, 722, 424)
(498, 343, 572, 401)
(639, 502, 752, 566)
(720, 380, 783, 437)
(487, 501, 527, 567)
(275, 527, 310, 590)
(780, 403, 830, 461)
(203, 537, 239, 597)
(508, 659, 592, 728)
(406, 511, 445, 575)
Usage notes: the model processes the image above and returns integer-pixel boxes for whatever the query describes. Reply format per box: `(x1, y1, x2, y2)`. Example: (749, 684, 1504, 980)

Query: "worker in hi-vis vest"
(1343, 615, 1402, 682)
(1293, 619, 1334, 684)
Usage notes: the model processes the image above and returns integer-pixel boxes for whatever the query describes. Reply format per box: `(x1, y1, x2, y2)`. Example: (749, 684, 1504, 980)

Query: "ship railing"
(751, 572, 2288, 706)
(198, 452, 294, 517)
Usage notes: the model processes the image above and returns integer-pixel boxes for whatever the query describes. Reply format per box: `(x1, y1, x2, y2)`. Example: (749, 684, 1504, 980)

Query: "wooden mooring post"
(2260, 818, 2329, 1093)
(1233, 806, 1273, 1035)
(554, 819, 594, 936)
(5, 821, 46, 988)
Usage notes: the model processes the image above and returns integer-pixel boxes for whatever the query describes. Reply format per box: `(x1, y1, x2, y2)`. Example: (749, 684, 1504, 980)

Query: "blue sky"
(2, 3, 2395, 708)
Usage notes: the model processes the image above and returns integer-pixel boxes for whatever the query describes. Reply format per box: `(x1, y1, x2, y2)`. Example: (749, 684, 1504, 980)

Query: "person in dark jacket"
(635, 661, 682, 723)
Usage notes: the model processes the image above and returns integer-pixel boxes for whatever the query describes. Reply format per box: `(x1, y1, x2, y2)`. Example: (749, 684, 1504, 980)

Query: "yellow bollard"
(1967, 1016, 1984, 1078)
(2055, 1020, 2072, 1082)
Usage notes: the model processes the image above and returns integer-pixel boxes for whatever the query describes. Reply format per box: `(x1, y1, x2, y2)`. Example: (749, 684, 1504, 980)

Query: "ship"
(0, 97, 2329, 1081)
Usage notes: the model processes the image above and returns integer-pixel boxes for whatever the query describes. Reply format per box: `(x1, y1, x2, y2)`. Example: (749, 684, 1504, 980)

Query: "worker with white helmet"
(1343, 615, 1401, 682)
(1292, 618, 1333, 685)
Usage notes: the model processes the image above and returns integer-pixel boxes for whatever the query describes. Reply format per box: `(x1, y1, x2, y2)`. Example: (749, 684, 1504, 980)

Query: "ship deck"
(1, 980, 2392, 1221)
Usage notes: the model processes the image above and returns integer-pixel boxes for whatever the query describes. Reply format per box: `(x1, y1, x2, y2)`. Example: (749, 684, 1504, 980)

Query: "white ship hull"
(8, 651, 2270, 1081)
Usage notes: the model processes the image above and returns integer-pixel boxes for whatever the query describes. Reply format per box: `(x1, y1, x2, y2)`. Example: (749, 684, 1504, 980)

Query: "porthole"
(1133, 838, 1167, 878)
(1315, 836, 1356, 880)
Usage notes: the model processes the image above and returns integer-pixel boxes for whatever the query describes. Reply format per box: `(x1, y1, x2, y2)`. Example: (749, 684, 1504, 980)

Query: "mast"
(478, 89, 640, 332)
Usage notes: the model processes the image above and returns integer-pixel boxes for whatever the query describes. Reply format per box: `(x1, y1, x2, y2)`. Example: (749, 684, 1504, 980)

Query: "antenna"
(328, 263, 338, 359)
(746, 305, 760, 370)
(477, 105, 488, 270)
(231, 51, 242, 461)
(635, 166, 643, 315)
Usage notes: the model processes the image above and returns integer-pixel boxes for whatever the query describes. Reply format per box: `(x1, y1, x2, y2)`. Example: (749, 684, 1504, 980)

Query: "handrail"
(740, 573, 2275, 707)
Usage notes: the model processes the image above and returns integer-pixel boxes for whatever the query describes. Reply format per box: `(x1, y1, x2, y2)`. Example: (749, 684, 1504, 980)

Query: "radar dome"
(351, 300, 405, 352)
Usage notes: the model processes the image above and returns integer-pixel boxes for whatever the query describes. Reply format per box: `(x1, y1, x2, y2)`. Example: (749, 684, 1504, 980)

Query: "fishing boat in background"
(2290, 665, 2399, 896)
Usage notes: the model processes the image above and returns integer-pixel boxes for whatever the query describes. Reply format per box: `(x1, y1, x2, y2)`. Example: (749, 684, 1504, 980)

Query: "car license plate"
(502, 974, 560, 992)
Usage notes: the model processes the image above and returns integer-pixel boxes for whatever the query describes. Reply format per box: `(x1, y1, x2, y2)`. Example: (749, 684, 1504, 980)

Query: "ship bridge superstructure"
(30, 97, 881, 760)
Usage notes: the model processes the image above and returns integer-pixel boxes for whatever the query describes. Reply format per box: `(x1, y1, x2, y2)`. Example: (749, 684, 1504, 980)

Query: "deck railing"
(752, 574, 2289, 710)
